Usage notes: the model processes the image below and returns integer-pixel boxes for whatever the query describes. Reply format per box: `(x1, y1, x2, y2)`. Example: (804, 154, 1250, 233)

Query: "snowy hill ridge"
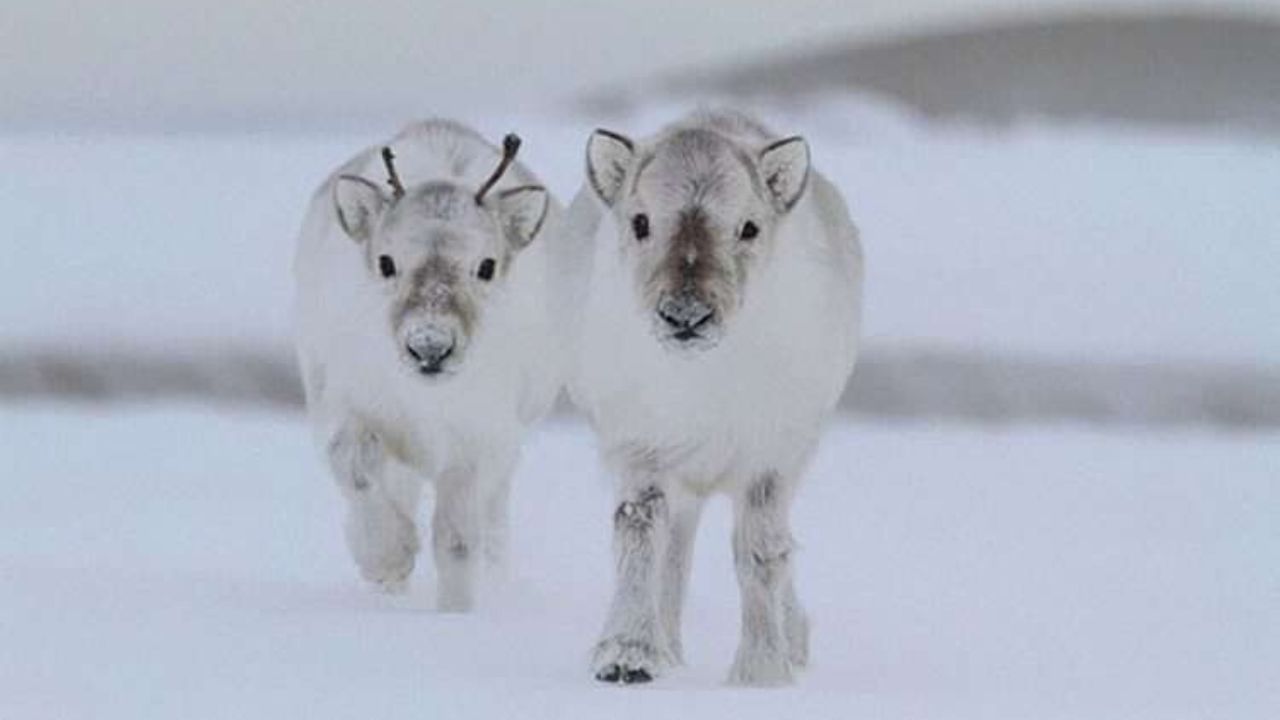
(4, 347, 1278, 429)
(606, 12, 1280, 135)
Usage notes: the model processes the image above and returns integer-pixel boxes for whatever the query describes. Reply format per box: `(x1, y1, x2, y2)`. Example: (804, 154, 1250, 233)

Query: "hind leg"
(432, 465, 481, 612)
(658, 488, 704, 665)
(728, 471, 799, 686)
(479, 449, 519, 571)
(327, 422, 420, 594)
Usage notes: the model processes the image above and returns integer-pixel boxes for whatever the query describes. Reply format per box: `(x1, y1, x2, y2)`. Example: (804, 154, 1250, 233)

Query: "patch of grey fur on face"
(627, 128, 769, 326)
(390, 254, 477, 339)
(374, 182, 493, 245)
(361, 183, 472, 272)
(654, 208, 728, 300)
(634, 205, 744, 337)
(364, 179, 525, 376)
(397, 183, 471, 225)
(646, 130, 729, 199)
(641, 128, 765, 204)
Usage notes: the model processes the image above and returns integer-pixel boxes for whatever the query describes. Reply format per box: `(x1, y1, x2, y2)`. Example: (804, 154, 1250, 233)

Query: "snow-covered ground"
(4, 97, 1278, 365)
(2, 405, 1276, 718)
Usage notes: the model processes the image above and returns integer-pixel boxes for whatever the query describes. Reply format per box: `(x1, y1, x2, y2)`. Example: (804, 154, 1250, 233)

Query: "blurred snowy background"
(3, 0, 1279, 423)
(2, 1, 1277, 718)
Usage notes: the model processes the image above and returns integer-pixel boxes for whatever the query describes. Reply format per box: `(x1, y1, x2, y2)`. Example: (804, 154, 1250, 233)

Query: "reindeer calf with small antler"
(294, 120, 564, 610)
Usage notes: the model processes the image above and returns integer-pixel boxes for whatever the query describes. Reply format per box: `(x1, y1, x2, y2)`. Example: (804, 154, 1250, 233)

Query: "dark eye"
(477, 258, 496, 281)
(378, 255, 396, 278)
(739, 221, 759, 241)
(631, 214, 650, 241)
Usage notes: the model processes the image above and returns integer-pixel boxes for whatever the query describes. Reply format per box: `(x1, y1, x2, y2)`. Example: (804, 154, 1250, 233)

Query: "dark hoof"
(623, 668, 653, 684)
(595, 664, 653, 685)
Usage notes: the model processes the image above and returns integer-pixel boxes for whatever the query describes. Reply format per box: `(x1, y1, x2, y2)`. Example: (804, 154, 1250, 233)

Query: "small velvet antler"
(381, 146, 406, 200)
(475, 133, 522, 205)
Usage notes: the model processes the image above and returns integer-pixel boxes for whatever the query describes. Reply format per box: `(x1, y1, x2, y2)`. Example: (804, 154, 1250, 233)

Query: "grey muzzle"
(656, 292, 715, 340)
(404, 325, 455, 375)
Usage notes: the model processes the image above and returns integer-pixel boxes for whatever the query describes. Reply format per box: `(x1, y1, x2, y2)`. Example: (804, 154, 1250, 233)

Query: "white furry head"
(585, 125, 810, 353)
(332, 168, 548, 379)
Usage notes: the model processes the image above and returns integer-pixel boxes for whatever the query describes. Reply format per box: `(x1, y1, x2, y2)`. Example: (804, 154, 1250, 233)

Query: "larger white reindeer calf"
(294, 121, 563, 611)
(567, 110, 863, 685)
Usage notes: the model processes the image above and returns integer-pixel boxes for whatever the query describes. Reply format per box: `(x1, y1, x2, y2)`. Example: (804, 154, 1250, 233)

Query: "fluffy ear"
(758, 136, 810, 213)
(494, 185, 549, 250)
(586, 129, 635, 207)
(333, 175, 388, 242)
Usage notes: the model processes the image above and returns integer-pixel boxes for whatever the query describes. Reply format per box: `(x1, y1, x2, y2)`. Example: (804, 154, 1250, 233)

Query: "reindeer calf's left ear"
(759, 136, 810, 213)
(494, 185, 549, 249)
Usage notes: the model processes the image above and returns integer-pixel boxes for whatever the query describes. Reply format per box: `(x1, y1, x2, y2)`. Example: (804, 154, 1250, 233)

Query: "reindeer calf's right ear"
(333, 175, 387, 242)
(495, 185, 550, 250)
(586, 129, 635, 207)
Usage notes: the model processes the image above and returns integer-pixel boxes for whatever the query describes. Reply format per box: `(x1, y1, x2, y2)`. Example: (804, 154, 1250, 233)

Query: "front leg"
(592, 483, 674, 684)
(327, 423, 420, 594)
(433, 467, 480, 612)
(782, 576, 810, 669)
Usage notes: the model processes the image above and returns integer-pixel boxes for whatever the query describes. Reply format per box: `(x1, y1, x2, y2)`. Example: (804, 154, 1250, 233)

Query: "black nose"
(657, 294, 714, 338)
(405, 331, 455, 374)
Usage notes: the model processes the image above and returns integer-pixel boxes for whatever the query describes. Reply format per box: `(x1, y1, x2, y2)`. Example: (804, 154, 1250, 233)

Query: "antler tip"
(380, 146, 406, 199)
(475, 133, 523, 205)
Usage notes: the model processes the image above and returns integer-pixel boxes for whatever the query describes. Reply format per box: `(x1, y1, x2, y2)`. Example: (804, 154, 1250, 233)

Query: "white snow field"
(3, 98, 1279, 364)
(2, 405, 1276, 718)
